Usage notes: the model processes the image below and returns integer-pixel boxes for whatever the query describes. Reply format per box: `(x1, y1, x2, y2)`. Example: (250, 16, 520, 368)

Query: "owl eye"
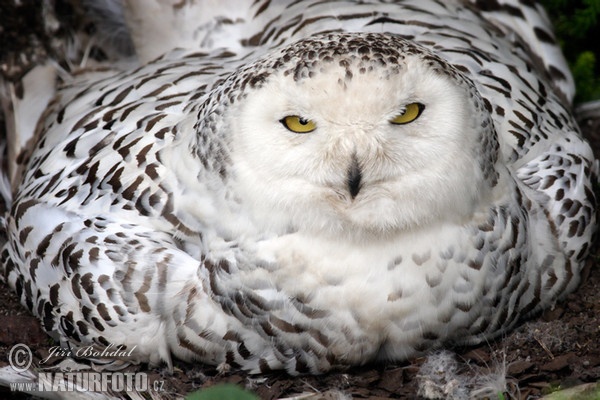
(280, 116, 317, 133)
(390, 103, 425, 125)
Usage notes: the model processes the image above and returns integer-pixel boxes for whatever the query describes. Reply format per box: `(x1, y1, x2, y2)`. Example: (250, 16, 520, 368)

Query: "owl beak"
(347, 155, 362, 199)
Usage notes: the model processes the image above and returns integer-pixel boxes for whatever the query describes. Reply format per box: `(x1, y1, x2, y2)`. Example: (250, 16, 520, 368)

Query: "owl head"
(200, 33, 500, 240)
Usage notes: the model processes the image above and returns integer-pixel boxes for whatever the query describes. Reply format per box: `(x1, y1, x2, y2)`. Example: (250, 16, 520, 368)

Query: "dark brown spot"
(270, 315, 300, 333)
(80, 272, 95, 295)
(91, 317, 105, 331)
(49, 284, 60, 307)
(135, 292, 151, 312)
(97, 303, 112, 321)
(76, 321, 89, 335)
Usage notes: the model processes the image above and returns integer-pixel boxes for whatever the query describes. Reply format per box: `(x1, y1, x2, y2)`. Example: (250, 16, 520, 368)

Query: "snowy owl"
(0, 0, 596, 375)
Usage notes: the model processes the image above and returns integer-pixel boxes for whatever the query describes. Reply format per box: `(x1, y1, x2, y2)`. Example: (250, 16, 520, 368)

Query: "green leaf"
(541, 0, 600, 101)
(186, 384, 260, 400)
(571, 51, 600, 102)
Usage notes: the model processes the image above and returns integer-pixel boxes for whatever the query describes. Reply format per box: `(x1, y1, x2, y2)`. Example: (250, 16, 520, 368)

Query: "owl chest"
(238, 225, 494, 324)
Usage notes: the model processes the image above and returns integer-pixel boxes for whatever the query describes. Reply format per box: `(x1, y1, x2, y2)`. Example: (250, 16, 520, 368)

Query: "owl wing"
(121, 0, 258, 63)
(465, 0, 574, 102)
(0, 48, 239, 368)
(455, 2, 596, 265)
(2, 203, 197, 367)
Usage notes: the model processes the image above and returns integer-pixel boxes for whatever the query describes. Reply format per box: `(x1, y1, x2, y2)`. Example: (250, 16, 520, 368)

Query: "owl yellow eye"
(390, 103, 425, 125)
(280, 116, 317, 133)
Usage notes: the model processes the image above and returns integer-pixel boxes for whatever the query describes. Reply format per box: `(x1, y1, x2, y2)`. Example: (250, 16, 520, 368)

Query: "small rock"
(580, 355, 600, 367)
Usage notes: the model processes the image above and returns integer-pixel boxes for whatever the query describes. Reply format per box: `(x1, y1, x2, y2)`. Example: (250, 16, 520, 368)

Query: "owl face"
(225, 34, 495, 239)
